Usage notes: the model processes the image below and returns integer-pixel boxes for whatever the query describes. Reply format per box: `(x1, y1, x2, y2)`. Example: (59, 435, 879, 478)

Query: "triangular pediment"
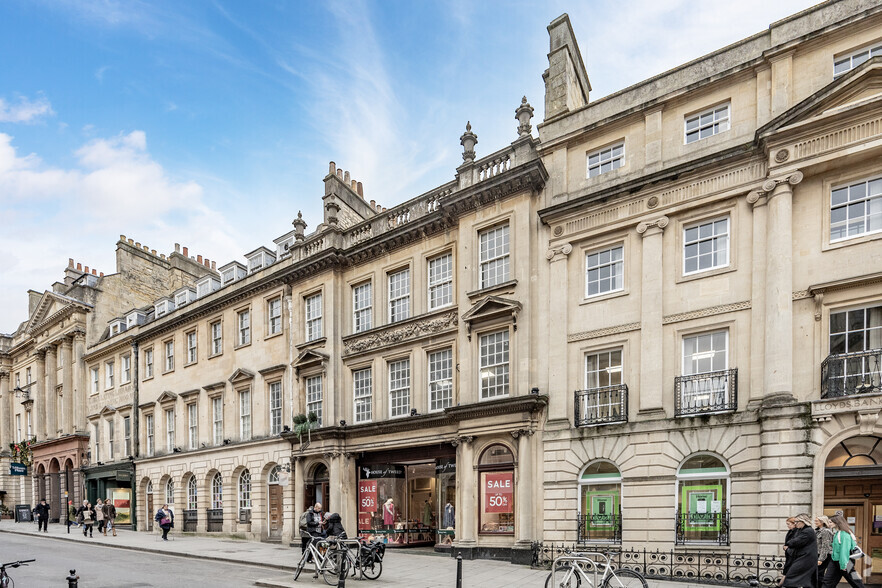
(760, 57, 882, 138)
(25, 291, 91, 333)
(98, 405, 116, 416)
(292, 349, 329, 375)
(156, 391, 177, 404)
(461, 295, 522, 324)
(228, 368, 256, 384)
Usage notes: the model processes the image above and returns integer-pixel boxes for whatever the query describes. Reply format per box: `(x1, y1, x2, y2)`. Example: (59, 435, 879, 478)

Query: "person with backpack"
(299, 503, 323, 555)
(324, 513, 347, 539)
(822, 513, 866, 588)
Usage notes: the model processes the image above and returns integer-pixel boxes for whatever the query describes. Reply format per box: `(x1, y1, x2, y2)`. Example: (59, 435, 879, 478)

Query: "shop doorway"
(824, 435, 882, 584)
(268, 466, 283, 540)
(305, 464, 329, 513)
(145, 481, 154, 532)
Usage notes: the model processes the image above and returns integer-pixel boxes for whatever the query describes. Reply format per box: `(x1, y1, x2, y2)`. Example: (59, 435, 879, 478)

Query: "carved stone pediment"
(25, 291, 91, 334)
(228, 368, 256, 385)
(342, 309, 458, 357)
(293, 349, 329, 376)
(461, 296, 521, 338)
(98, 405, 116, 416)
(156, 391, 178, 405)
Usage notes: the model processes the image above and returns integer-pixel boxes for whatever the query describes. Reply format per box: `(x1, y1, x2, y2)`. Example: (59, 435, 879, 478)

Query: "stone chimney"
(543, 14, 591, 121)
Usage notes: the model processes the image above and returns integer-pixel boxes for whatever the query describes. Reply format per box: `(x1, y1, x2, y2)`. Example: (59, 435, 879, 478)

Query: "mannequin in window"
(383, 498, 395, 528)
(443, 502, 455, 528)
(422, 495, 432, 527)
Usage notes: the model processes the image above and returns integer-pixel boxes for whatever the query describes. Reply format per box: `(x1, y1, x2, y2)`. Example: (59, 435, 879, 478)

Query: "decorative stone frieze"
(567, 322, 641, 343)
(662, 301, 751, 325)
(342, 309, 458, 357)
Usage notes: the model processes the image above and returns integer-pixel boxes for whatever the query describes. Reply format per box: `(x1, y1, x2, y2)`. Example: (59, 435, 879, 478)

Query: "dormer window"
(245, 247, 276, 275)
(126, 311, 146, 328)
(155, 299, 174, 318)
(174, 288, 195, 308)
(219, 261, 247, 286)
(109, 321, 126, 337)
(277, 238, 294, 257)
(222, 268, 235, 283)
(196, 277, 220, 298)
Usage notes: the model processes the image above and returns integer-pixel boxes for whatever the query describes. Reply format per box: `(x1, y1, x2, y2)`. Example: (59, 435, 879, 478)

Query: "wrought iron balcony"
(821, 349, 882, 399)
(574, 384, 628, 427)
(675, 509, 730, 545)
(577, 512, 622, 544)
(674, 369, 737, 417)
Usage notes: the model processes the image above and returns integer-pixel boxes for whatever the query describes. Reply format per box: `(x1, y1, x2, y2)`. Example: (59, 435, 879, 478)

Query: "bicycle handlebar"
(1, 559, 36, 568)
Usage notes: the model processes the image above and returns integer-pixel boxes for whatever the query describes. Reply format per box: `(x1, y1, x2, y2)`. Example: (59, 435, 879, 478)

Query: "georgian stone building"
(535, 0, 882, 577)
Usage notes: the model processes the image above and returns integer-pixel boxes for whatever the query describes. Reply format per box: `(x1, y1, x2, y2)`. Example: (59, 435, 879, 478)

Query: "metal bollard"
(748, 577, 759, 588)
(456, 553, 462, 588)
(67, 569, 79, 587)
(337, 554, 347, 588)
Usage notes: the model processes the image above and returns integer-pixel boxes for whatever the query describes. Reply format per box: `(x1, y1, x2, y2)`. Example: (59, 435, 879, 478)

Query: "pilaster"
(513, 429, 534, 550)
(0, 370, 10, 448)
(35, 349, 46, 441)
(637, 216, 669, 415)
(61, 337, 73, 435)
(746, 190, 768, 406)
(294, 456, 305, 519)
(45, 344, 57, 438)
(454, 436, 476, 548)
(545, 244, 572, 421)
(72, 330, 86, 433)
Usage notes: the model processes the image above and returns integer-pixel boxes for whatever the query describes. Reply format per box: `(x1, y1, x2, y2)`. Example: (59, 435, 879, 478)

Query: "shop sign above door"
(360, 465, 405, 479)
(9, 462, 27, 476)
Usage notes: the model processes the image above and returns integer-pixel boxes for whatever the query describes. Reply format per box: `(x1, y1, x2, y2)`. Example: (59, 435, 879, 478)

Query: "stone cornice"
(662, 301, 751, 325)
(568, 322, 641, 343)
(342, 309, 458, 358)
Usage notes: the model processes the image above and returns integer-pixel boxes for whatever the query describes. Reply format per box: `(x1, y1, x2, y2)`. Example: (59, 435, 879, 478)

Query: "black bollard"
(67, 569, 79, 588)
(337, 554, 347, 588)
(456, 553, 462, 588)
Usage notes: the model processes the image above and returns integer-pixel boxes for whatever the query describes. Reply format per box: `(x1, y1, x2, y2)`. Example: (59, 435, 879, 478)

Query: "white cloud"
(0, 131, 244, 330)
(0, 94, 55, 124)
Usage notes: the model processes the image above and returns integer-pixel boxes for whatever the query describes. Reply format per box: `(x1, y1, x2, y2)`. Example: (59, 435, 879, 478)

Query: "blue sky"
(0, 0, 815, 330)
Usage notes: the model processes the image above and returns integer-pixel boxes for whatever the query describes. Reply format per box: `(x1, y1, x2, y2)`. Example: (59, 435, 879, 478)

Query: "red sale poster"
(484, 472, 513, 513)
(358, 480, 377, 512)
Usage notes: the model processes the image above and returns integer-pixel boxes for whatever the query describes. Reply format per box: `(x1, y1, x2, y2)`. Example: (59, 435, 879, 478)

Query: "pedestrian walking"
(780, 513, 818, 588)
(155, 504, 174, 541)
(77, 501, 95, 538)
(822, 512, 866, 588)
(67, 500, 77, 534)
(816, 515, 834, 587)
(95, 498, 106, 535)
(104, 497, 117, 537)
(33, 499, 50, 533)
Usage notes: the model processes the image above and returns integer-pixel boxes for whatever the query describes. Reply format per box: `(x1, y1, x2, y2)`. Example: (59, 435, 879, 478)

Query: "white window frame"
(90, 367, 99, 394)
(144, 348, 154, 379)
(165, 479, 175, 508)
(479, 224, 511, 289)
(353, 282, 372, 333)
(186, 330, 197, 364)
(188, 403, 198, 450)
(210, 320, 223, 356)
(682, 330, 729, 376)
(211, 472, 223, 509)
(237, 310, 251, 346)
(585, 245, 624, 298)
(684, 103, 730, 144)
(212, 396, 223, 446)
(145, 414, 154, 457)
(238, 469, 252, 510)
(388, 358, 411, 418)
(124, 416, 131, 456)
(830, 177, 882, 242)
(306, 376, 323, 427)
(107, 419, 115, 459)
(187, 475, 198, 510)
(683, 217, 729, 275)
(269, 381, 282, 435)
(585, 349, 623, 389)
(305, 293, 323, 341)
(388, 269, 411, 323)
(834, 44, 882, 78)
(428, 348, 454, 412)
(121, 355, 131, 384)
(165, 408, 175, 452)
(93, 422, 101, 462)
(105, 361, 114, 389)
(428, 253, 453, 309)
(164, 340, 175, 372)
(239, 389, 251, 441)
(353, 368, 372, 424)
(268, 297, 282, 336)
(480, 329, 510, 399)
(587, 142, 625, 178)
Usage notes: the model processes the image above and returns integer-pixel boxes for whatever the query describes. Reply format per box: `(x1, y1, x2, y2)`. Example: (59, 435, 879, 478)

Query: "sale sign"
(483, 472, 513, 513)
(359, 480, 378, 512)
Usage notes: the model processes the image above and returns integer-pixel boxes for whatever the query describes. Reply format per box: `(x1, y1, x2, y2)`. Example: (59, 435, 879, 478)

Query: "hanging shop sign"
(9, 463, 27, 476)
(483, 472, 513, 513)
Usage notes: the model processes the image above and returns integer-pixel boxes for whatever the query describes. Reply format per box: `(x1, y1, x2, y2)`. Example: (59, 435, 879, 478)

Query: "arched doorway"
(267, 465, 283, 540)
(824, 435, 882, 583)
(145, 481, 154, 532)
(305, 463, 329, 512)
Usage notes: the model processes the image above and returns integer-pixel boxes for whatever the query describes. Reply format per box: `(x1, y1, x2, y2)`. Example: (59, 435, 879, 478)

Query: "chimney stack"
(344, 170, 351, 184)
(336, 168, 343, 178)
(211, 261, 216, 271)
(182, 246, 189, 257)
(84, 266, 89, 274)
(91, 269, 97, 276)
(329, 161, 335, 175)
(357, 182, 364, 197)
(197, 254, 203, 264)
(77, 263, 82, 271)
(99, 272, 104, 277)
(175, 243, 181, 253)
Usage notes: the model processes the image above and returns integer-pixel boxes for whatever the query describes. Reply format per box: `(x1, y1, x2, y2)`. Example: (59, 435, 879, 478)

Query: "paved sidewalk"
(0, 521, 716, 588)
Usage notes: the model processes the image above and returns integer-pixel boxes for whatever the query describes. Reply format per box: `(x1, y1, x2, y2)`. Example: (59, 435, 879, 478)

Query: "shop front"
(356, 444, 456, 549)
(82, 461, 136, 528)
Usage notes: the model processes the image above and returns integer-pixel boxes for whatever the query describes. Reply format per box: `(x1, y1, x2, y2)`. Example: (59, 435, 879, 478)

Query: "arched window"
(676, 454, 729, 545)
(578, 461, 621, 543)
(239, 469, 252, 510)
(268, 465, 281, 484)
(211, 472, 223, 509)
(478, 444, 515, 535)
(187, 475, 197, 510)
(826, 436, 882, 467)
(165, 479, 175, 508)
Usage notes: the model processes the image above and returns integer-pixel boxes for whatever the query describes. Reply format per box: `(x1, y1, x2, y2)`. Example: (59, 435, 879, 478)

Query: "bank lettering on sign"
(484, 472, 513, 513)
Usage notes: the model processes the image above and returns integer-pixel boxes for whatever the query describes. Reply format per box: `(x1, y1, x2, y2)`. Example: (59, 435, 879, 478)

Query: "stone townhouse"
(0, 241, 211, 523)
(534, 0, 882, 578)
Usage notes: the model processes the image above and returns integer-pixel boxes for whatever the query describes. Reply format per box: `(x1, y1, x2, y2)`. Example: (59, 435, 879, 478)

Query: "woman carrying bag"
(816, 515, 834, 585)
(155, 504, 174, 541)
(822, 513, 865, 588)
(781, 513, 818, 588)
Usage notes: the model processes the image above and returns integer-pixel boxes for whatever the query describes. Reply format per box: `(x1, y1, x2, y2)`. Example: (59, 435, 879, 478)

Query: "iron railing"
(577, 512, 622, 543)
(206, 508, 223, 532)
(675, 510, 729, 545)
(531, 544, 784, 586)
(674, 369, 737, 417)
(821, 349, 882, 398)
(182, 509, 197, 532)
(575, 385, 628, 427)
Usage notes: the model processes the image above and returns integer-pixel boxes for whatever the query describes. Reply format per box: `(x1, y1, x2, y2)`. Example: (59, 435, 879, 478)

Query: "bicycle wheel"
(361, 556, 383, 580)
(603, 568, 647, 588)
(292, 553, 306, 582)
(322, 550, 344, 586)
(545, 563, 581, 588)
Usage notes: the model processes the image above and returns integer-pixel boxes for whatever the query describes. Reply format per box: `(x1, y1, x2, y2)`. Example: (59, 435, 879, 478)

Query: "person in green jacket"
(822, 513, 865, 588)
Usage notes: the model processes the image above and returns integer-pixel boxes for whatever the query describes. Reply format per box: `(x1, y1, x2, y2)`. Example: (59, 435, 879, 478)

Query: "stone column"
(763, 172, 802, 403)
(545, 244, 572, 422)
(0, 370, 10, 447)
(61, 338, 73, 435)
(294, 456, 305, 519)
(340, 454, 356, 535)
(35, 349, 46, 440)
(72, 330, 86, 433)
(513, 430, 534, 549)
(328, 452, 342, 515)
(45, 345, 57, 438)
(747, 191, 768, 405)
(637, 217, 669, 415)
(455, 436, 476, 549)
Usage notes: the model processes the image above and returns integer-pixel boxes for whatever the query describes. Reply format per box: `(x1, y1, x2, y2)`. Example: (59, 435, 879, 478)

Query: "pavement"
(0, 521, 720, 588)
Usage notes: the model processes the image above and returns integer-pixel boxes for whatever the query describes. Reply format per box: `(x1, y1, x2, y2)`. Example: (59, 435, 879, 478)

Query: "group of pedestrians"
(63, 498, 118, 538)
(780, 512, 866, 588)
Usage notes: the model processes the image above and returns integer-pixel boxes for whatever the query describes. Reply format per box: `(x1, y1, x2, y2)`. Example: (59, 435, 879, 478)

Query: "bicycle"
(1, 560, 35, 588)
(545, 551, 647, 588)
(323, 537, 384, 582)
(293, 536, 338, 585)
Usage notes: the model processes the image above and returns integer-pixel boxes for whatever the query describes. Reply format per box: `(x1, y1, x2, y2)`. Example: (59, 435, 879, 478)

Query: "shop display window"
(478, 444, 515, 535)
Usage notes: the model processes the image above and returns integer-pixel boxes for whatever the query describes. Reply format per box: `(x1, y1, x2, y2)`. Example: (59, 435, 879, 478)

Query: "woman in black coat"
(154, 504, 174, 541)
(782, 513, 820, 588)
